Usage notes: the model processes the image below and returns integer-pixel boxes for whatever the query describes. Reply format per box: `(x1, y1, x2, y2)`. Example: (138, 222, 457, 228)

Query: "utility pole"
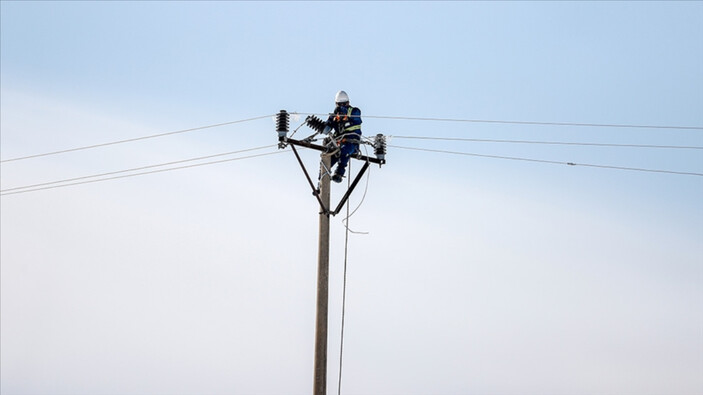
(314, 155, 331, 395)
(276, 110, 386, 395)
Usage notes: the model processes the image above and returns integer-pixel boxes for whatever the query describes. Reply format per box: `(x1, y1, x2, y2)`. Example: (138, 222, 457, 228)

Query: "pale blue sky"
(2, 2, 702, 394)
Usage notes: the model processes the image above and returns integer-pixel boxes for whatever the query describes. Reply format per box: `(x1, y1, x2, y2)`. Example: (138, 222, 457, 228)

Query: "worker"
(322, 90, 362, 183)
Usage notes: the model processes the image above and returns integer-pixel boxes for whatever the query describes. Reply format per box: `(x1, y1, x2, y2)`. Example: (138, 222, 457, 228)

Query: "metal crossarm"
(287, 138, 386, 166)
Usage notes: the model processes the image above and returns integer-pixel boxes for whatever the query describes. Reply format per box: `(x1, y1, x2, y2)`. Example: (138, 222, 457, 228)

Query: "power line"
(392, 136, 703, 150)
(0, 149, 284, 196)
(390, 145, 703, 177)
(364, 115, 703, 130)
(1, 145, 277, 193)
(5, 112, 698, 164)
(1, 114, 275, 163)
(299, 113, 703, 131)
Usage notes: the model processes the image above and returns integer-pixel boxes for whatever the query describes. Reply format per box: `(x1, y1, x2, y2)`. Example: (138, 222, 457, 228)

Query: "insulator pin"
(374, 133, 387, 161)
(276, 110, 289, 141)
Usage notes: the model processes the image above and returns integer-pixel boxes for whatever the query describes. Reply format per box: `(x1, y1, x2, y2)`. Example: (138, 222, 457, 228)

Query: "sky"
(1, 1, 702, 394)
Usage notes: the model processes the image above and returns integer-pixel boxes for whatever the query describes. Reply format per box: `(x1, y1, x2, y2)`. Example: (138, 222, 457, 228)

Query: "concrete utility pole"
(313, 155, 331, 395)
(276, 110, 386, 395)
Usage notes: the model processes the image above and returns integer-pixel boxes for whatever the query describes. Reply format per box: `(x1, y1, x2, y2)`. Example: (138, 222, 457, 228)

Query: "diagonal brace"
(290, 144, 329, 215)
(331, 161, 370, 216)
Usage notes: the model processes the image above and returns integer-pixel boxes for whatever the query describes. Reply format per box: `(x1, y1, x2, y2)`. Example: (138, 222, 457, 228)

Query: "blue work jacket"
(326, 105, 362, 142)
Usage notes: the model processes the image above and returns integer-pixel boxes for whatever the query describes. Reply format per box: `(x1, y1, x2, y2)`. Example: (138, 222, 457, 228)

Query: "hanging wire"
(1, 114, 275, 163)
(287, 119, 309, 140)
(336, 142, 375, 394)
(337, 161, 352, 395)
(1, 150, 284, 196)
(390, 145, 703, 177)
(391, 136, 703, 150)
(364, 115, 703, 130)
(1, 145, 277, 193)
(294, 112, 703, 131)
(341, 144, 371, 235)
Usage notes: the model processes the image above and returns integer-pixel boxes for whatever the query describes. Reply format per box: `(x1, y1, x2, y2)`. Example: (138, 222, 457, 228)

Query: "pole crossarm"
(286, 138, 386, 166)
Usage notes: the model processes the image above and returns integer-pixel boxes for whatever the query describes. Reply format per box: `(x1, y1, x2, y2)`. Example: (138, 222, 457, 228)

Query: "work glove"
(322, 125, 332, 135)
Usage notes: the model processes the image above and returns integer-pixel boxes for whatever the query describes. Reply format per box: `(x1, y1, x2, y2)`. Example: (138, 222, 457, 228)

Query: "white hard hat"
(335, 90, 349, 104)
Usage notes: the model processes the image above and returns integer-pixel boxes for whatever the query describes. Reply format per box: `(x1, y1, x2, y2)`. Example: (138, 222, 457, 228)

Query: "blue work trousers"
(331, 142, 359, 177)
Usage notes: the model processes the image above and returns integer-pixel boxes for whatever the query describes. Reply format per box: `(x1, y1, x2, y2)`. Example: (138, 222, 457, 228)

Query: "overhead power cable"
(299, 113, 703, 131)
(1, 145, 276, 194)
(0, 148, 283, 196)
(390, 145, 703, 177)
(4, 112, 698, 164)
(392, 136, 703, 150)
(1, 114, 275, 163)
(365, 115, 703, 130)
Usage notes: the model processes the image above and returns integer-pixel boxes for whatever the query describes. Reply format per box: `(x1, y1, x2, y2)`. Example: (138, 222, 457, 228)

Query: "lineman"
(322, 90, 362, 183)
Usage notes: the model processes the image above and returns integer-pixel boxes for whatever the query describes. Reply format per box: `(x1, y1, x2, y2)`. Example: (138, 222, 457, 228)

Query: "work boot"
(332, 173, 343, 183)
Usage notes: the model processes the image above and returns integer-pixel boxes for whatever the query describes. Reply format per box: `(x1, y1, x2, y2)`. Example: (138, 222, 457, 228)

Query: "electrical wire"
(287, 119, 309, 140)
(336, 146, 374, 394)
(1, 114, 275, 163)
(297, 112, 703, 131)
(391, 136, 703, 150)
(341, 148, 371, 235)
(0, 149, 284, 196)
(1, 145, 277, 193)
(390, 145, 703, 177)
(5, 112, 698, 164)
(337, 165, 352, 395)
(366, 115, 703, 130)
